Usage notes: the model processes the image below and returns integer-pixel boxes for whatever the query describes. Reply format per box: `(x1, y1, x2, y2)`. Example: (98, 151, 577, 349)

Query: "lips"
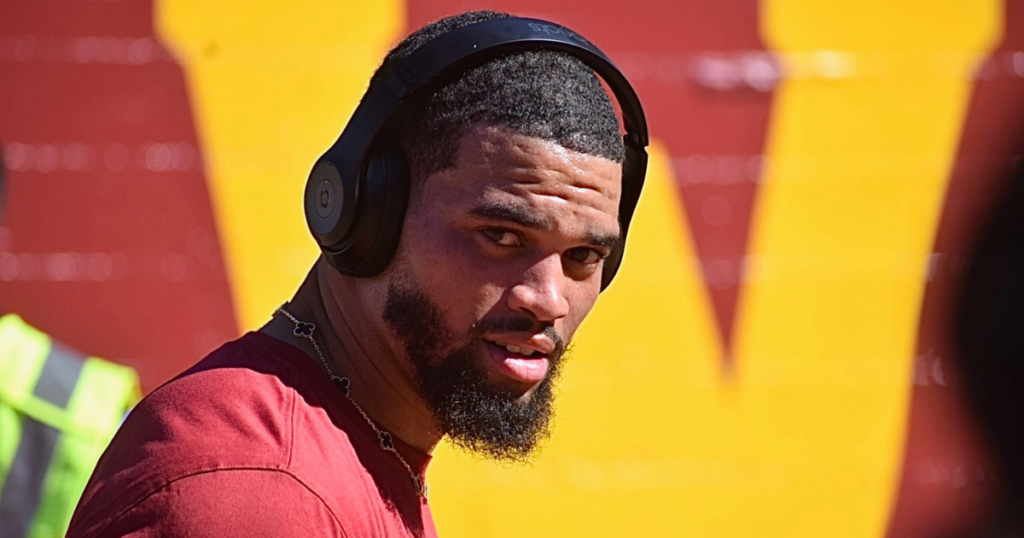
(483, 340, 550, 384)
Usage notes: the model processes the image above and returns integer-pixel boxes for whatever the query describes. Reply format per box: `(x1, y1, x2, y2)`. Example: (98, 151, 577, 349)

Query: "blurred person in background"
(0, 144, 141, 538)
(953, 146, 1024, 537)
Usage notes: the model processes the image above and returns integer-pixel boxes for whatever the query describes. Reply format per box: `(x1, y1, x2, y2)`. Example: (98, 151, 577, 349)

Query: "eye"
(566, 247, 604, 265)
(481, 228, 522, 247)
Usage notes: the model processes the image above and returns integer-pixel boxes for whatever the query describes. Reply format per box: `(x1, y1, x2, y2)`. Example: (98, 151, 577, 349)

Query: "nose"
(507, 253, 570, 323)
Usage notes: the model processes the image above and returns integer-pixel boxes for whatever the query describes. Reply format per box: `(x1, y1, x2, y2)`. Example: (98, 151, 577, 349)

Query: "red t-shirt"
(67, 332, 437, 538)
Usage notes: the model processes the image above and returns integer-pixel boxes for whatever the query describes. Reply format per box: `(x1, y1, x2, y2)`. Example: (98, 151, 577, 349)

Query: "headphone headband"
(379, 18, 648, 142)
(306, 16, 649, 289)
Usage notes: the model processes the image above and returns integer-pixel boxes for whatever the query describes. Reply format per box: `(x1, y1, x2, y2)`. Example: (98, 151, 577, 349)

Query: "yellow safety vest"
(0, 314, 140, 538)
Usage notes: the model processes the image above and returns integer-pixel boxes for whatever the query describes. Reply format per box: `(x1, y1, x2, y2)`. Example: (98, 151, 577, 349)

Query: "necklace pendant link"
(378, 430, 395, 451)
(413, 476, 427, 497)
(294, 321, 315, 337)
(331, 376, 351, 397)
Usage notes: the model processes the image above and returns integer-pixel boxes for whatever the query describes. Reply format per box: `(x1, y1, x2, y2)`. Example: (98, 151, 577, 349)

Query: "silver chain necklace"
(274, 303, 427, 498)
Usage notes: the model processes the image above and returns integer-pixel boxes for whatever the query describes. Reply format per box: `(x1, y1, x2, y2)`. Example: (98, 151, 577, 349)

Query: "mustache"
(471, 316, 566, 356)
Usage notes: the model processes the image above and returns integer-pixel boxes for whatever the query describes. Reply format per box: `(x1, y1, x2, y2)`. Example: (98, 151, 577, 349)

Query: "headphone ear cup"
(305, 159, 358, 250)
(600, 141, 648, 290)
(320, 136, 410, 277)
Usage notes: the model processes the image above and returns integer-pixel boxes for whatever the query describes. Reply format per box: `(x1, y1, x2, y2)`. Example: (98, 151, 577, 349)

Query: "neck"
(261, 259, 444, 454)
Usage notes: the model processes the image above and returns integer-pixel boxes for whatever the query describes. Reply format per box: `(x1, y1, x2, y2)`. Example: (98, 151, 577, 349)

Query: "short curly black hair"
(371, 11, 625, 185)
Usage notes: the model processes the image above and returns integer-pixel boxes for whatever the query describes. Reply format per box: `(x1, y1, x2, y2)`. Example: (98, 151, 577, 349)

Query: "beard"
(382, 277, 567, 463)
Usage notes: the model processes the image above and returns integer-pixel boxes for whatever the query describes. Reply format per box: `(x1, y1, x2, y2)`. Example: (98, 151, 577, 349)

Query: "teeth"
(503, 344, 536, 357)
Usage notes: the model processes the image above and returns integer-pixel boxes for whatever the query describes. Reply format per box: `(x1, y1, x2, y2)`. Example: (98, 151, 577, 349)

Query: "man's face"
(383, 124, 622, 461)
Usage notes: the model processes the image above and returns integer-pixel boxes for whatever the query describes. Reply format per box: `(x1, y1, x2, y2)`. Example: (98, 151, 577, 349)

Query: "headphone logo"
(527, 23, 592, 45)
(315, 179, 336, 218)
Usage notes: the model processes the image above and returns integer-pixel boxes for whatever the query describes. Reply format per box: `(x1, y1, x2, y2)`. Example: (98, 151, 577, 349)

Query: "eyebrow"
(468, 201, 554, 230)
(586, 232, 621, 249)
(468, 201, 622, 249)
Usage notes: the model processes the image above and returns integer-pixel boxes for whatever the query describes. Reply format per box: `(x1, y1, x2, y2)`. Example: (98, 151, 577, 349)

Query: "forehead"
(420, 125, 622, 228)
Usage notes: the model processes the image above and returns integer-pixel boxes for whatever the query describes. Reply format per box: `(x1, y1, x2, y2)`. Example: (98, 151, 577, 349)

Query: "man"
(68, 10, 645, 537)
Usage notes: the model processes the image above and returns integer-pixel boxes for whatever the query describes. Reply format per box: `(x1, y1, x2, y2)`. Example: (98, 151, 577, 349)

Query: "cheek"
(402, 229, 479, 291)
(396, 225, 504, 328)
(402, 212, 510, 287)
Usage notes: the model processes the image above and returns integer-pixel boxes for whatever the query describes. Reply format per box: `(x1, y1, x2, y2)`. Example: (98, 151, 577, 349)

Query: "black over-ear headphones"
(304, 16, 648, 290)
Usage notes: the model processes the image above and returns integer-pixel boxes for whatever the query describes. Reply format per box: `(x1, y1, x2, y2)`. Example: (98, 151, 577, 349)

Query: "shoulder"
(69, 468, 347, 538)
(110, 332, 306, 471)
(140, 332, 306, 451)
(69, 333, 321, 536)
